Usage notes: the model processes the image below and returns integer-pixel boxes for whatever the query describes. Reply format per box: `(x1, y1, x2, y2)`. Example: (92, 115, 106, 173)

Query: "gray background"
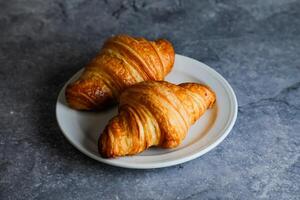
(1, 0, 300, 199)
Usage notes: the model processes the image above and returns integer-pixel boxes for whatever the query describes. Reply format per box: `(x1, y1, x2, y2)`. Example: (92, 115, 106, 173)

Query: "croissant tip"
(65, 79, 117, 111)
(65, 83, 87, 110)
(178, 82, 216, 108)
(98, 128, 115, 158)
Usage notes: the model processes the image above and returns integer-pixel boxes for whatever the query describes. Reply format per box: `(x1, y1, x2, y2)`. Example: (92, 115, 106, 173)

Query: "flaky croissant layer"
(99, 81, 216, 158)
(65, 35, 175, 110)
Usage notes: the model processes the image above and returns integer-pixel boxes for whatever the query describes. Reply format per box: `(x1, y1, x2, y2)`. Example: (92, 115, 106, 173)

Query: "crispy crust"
(65, 35, 175, 110)
(99, 81, 216, 158)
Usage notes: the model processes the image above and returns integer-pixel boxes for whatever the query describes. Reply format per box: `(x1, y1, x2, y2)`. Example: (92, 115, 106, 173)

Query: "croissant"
(99, 81, 216, 158)
(65, 35, 175, 110)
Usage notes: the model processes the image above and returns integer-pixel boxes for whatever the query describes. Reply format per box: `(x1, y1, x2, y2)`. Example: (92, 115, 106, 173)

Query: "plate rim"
(56, 54, 238, 169)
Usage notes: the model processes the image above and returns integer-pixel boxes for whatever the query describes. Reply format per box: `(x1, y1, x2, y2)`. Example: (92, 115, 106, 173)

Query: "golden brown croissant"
(99, 81, 216, 158)
(65, 35, 175, 110)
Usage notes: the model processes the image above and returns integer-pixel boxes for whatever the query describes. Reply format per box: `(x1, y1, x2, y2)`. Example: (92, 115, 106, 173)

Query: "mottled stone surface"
(0, 0, 299, 199)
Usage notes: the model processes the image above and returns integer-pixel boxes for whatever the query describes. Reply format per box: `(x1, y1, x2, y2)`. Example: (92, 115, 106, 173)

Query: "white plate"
(56, 54, 238, 169)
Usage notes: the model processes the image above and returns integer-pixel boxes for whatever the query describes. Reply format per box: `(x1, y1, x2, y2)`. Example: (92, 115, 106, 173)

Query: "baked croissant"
(65, 35, 175, 110)
(99, 81, 216, 158)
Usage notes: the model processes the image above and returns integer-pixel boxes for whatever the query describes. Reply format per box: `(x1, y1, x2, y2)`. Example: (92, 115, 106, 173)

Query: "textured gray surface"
(0, 0, 300, 199)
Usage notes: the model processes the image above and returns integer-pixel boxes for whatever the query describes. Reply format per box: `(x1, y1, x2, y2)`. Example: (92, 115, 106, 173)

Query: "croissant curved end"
(179, 82, 216, 109)
(98, 127, 110, 158)
(65, 80, 115, 110)
(98, 117, 127, 158)
(154, 39, 175, 75)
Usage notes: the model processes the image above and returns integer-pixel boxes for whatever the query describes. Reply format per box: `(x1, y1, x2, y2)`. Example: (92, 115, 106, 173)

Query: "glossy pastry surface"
(99, 81, 216, 158)
(65, 35, 175, 110)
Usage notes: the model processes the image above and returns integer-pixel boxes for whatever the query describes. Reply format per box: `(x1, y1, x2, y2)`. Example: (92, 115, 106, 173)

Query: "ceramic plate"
(56, 54, 238, 169)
